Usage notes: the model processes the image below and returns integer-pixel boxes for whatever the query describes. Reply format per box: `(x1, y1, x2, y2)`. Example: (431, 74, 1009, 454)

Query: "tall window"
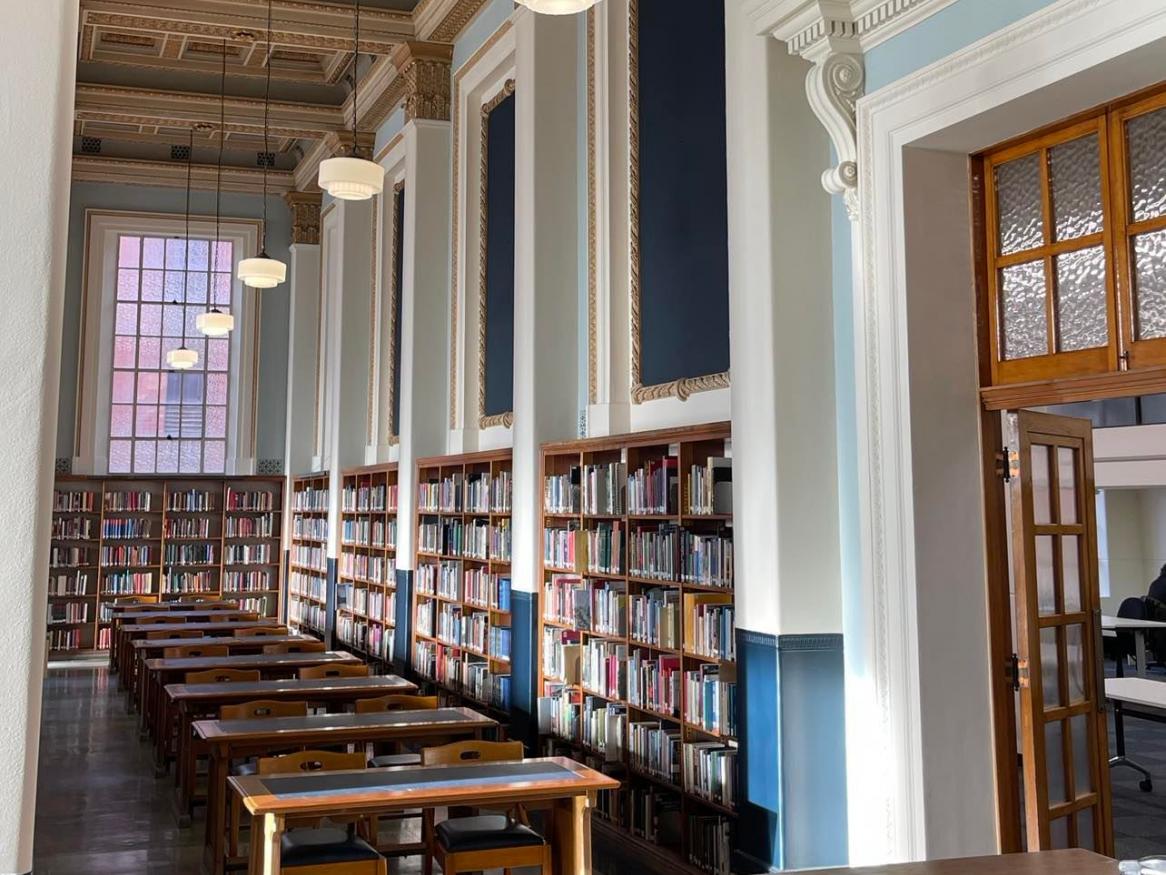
(978, 83, 1166, 390)
(109, 234, 233, 474)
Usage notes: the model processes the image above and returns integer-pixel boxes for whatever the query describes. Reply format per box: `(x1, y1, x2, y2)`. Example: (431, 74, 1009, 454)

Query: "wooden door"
(1011, 410, 1112, 854)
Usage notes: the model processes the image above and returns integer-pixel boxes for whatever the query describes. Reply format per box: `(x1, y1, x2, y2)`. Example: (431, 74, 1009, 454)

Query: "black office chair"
(1107, 596, 1147, 671)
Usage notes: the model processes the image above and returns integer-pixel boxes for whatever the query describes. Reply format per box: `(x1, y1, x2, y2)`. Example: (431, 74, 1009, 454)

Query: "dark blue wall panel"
(636, 0, 731, 387)
(394, 568, 412, 672)
(391, 186, 405, 436)
(510, 589, 537, 748)
(483, 92, 516, 418)
(737, 629, 782, 867)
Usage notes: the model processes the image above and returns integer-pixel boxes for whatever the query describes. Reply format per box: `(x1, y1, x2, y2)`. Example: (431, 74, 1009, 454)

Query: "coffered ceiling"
(73, 0, 481, 194)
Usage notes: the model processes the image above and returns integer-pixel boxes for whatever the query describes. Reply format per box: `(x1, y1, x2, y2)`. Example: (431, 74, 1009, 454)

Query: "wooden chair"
(179, 594, 216, 603)
(185, 668, 260, 684)
(235, 626, 289, 637)
(358, 695, 438, 768)
(211, 611, 259, 623)
(163, 644, 229, 659)
(137, 615, 181, 626)
(297, 663, 369, 680)
(420, 741, 550, 875)
(263, 641, 327, 654)
(147, 628, 203, 640)
(252, 751, 386, 875)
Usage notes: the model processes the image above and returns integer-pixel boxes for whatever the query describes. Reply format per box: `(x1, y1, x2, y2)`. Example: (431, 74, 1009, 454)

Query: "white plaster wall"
(1140, 489, 1166, 586)
(1099, 488, 1148, 616)
(0, 1, 78, 871)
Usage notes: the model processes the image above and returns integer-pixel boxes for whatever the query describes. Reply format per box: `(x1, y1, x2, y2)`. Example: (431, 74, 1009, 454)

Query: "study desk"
(114, 613, 270, 682)
(1105, 675, 1166, 792)
(791, 850, 1115, 873)
(166, 674, 418, 823)
(1102, 614, 1166, 677)
(199, 707, 498, 875)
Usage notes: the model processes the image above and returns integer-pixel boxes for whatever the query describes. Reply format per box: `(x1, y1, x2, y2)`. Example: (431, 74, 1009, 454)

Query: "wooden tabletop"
(232, 756, 618, 817)
(194, 706, 494, 742)
(166, 674, 416, 703)
(131, 635, 305, 651)
(792, 851, 1115, 874)
(145, 651, 361, 673)
(122, 620, 282, 636)
(109, 601, 237, 613)
(118, 610, 259, 624)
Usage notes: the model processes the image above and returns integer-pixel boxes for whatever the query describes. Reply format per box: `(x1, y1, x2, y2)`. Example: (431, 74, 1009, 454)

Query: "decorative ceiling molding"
(285, 190, 323, 244)
(72, 154, 295, 194)
(748, 0, 956, 53)
(393, 40, 454, 121)
(414, 0, 492, 43)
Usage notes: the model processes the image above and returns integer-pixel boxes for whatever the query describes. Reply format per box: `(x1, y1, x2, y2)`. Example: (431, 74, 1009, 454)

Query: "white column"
(0, 1, 78, 872)
(396, 119, 453, 566)
(511, 8, 581, 596)
(282, 240, 321, 557)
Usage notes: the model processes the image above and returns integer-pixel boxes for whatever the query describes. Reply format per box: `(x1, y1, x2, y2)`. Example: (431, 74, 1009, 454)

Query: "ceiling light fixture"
(317, 0, 384, 200)
(199, 39, 236, 337)
(167, 127, 199, 371)
(238, 1, 288, 289)
(515, 0, 602, 14)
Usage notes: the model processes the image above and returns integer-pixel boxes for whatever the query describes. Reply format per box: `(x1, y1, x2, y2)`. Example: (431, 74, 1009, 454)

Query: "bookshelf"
(537, 423, 736, 875)
(48, 474, 284, 654)
(411, 449, 513, 713)
(337, 463, 399, 662)
(288, 473, 329, 637)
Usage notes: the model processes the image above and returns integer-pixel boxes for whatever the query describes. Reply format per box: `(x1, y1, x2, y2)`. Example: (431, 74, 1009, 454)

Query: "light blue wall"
(375, 106, 407, 154)
(453, 0, 515, 72)
(61, 182, 292, 466)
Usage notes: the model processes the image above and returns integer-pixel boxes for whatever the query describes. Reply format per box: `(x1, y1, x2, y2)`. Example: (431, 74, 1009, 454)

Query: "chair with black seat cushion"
(263, 640, 327, 654)
(255, 750, 386, 875)
(420, 740, 551, 875)
(1107, 596, 1148, 671)
(358, 696, 438, 768)
(298, 663, 369, 680)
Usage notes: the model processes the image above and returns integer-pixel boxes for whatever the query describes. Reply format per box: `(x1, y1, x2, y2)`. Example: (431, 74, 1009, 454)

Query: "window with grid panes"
(980, 84, 1166, 386)
(109, 234, 233, 474)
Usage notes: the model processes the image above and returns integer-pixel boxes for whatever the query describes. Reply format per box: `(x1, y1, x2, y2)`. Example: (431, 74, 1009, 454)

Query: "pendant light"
(317, 0, 384, 200)
(167, 128, 199, 371)
(515, 0, 601, 13)
(237, 0, 288, 289)
(199, 39, 236, 336)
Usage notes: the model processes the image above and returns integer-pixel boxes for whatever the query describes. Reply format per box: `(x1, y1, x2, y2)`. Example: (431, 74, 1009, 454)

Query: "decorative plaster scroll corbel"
(805, 49, 863, 220)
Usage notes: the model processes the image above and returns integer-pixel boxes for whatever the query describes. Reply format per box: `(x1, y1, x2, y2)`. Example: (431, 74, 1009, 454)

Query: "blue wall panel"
(738, 629, 781, 867)
(483, 92, 516, 419)
(394, 569, 412, 672)
(510, 589, 537, 747)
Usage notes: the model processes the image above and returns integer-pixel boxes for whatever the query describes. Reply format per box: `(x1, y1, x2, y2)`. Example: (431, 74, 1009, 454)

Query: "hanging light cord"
(179, 126, 194, 352)
(351, 0, 361, 157)
(210, 37, 227, 314)
(260, 0, 273, 254)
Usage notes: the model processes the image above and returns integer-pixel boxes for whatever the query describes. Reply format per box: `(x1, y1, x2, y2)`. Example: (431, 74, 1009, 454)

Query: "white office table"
(1105, 676, 1166, 792)
(1102, 614, 1166, 677)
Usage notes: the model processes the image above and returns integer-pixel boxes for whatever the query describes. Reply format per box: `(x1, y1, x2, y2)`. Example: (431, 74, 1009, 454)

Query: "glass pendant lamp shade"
(515, 0, 599, 13)
(167, 346, 199, 370)
(237, 253, 287, 289)
(318, 155, 385, 201)
(196, 308, 235, 337)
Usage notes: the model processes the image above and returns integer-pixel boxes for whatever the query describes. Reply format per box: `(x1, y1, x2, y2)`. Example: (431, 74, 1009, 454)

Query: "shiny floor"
(33, 661, 645, 875)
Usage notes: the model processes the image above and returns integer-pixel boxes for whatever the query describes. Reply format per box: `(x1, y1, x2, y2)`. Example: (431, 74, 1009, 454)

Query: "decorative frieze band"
(285, 191, 322, 245)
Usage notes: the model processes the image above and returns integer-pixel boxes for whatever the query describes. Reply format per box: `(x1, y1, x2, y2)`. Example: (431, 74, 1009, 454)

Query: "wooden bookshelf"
(48, 474, 283, 655)
(537, 423, 736, 875)
(288, 472, 329, 637)
(411, 449, 513, 713)
(336, 463, 398, 662)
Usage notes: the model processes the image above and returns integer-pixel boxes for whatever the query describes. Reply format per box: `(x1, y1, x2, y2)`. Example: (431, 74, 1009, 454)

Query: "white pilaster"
(283, 241, 322, 550)
(0, 1, 78, 871)
(511, 7, 581, 594)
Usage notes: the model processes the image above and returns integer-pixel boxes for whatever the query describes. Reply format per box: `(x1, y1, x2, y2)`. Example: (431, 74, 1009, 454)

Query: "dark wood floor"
(33, 660, 648, 874)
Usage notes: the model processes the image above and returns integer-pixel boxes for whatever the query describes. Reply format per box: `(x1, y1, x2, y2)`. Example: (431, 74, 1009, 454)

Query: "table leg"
(204, 745, 229, 875)
(552, 795, 591, 875)
(254, 812, 283, 875)
(1136, 630, 1149, 678)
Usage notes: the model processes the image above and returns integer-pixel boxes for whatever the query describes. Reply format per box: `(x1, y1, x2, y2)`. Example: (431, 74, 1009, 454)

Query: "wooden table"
(167, 674, 418, 824)
(1102, 613, 1166, 677)
(233, 756, 617, 875)
(140, 651, 360, 758)
(792, 850, 1116, 873)
(201, 707, 499, 875)
(1106, 675, 1166, 792)
(113, 613, 272, 682)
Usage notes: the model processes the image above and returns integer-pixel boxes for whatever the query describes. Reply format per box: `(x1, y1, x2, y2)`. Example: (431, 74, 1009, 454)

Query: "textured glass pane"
(165, 238, 187, 270)
(1042, 626, 1062, 709)
(1066, 623, 1086, 704)
(109, 439, 132, 473)
(181, 371, 205, 404)
(1001, 260, 1048, 360)
(110, 404, 132, 437)
(1070, 713, 1093, 795)
(204, 440, 225, 473)
(1046, 720, 1067, 804)
(115, 303, 137, 335)
(1062, 535, 1081, 615)
(1134, 228, 1166, 340)
(117, 269, 139, 301)
(156, 439, 178, 473)
(118, 236, 140, 268)
(141, 269, 163, 302)
(111, 372, 134, 404)
(1037, 535, 1056, 616)
(180, 409, 204, 440)
(159, 369, 182, 404)
(207, 338, 229, 372)
(143, 237, 164, 269)
(1050, 816, 1070, 850)
(137, 337, 160, 370)
(139, 303, 161, 337)
(162, 304, 184, 337)
(159, 405, 180, 438)
(133, 440, 156, 474)
(188, 239, 209, 271)
(113, 337, 136, 369)
(1128, 107, 1166, 222)
(135, 371, 159, 405)
(1076, 808, 1095, 851)
(1058, 447, 1078, 524)
(187, 272, 208, 305)
(184, 306, 202, 339)
(213, 241, 232, 272)
(1032, 444, 1052, 525)
(1050, 135, 1102, 241)
(213, 273, 231, 306)
(164, 271, 186, 303)
(996, 153, 1044, 255)
(207, 373, 228, 406)
(206, 406, 226, 439)
(135, 405, 157, 438)
(179, 441, 201, 473)
(1054, 246, 1107, 352)
(183, 339, 205, 372)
